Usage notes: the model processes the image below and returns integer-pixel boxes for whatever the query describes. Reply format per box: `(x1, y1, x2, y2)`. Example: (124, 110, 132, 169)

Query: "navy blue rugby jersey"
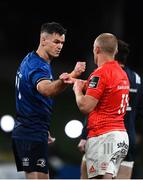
(123, 66, 143, 161)
(12, 51, 54, 142)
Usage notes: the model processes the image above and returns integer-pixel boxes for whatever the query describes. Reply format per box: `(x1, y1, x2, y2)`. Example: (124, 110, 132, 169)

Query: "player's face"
(44, 33, 65, 58)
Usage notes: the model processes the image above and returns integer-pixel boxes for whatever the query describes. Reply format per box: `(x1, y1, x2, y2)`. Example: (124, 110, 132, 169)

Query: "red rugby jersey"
(86, 60, 130, 137)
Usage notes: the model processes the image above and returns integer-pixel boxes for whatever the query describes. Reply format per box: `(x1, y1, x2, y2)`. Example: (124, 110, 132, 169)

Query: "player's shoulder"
(25, 51, 49, 69)
(92, 63, 111, 78)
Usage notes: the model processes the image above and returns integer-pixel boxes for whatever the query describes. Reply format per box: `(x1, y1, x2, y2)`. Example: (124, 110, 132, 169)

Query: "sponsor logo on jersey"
(89, 77, 99, 88)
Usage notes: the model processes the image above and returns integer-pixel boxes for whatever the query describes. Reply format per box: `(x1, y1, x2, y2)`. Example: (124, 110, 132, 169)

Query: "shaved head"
(95, 33, 118, 56)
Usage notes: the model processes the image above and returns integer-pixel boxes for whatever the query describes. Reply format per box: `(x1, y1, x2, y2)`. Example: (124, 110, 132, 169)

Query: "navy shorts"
(12, 139, 49, 173)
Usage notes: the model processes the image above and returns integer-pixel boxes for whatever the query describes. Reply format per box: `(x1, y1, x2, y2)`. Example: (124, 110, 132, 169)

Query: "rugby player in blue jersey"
(12, 22, 86, 179)
(77, 39, 143, 179)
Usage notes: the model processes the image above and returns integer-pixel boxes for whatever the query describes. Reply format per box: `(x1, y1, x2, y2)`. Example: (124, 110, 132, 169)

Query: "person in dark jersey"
(72, 33, 130, 179)
(12, 22, 86, 179)
(115, 39, 143, 179)
(77, 39, 143, 179)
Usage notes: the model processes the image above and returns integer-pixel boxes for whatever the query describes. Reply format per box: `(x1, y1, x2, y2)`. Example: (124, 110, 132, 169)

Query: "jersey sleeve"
(30, 66, 52, 88)
(86, 71, 106, 100)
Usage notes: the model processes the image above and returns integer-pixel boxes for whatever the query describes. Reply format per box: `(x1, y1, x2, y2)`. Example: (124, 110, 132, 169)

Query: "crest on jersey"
(89, 76, 99, 88)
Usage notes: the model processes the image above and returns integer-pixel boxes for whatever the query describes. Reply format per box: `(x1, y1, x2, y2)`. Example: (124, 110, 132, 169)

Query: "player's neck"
(97, 54, 114, 67)
(36, 48, 52, 64)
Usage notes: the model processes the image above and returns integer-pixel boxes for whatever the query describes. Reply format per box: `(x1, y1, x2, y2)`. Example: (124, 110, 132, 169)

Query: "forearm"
(37, 79, 67, 97)
(69, 70, 81, 78)
(49, 79, 68, 96)
(50, 67, 83, 95)
(75, 91, 87, 114)
(74, 89, 98, 114)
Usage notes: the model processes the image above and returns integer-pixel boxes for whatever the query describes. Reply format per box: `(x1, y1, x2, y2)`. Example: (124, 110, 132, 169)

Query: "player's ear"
(40, 33, 47, 46)
(96, 46, 100, 54)
(115, 48, 118, 56)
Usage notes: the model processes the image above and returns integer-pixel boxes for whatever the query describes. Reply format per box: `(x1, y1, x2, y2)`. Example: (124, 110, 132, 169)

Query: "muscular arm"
(37, 79, 67, 97)
(37, 62, 86, 97)
(75, 93, 98, 114)
(73, 80, 98, 114)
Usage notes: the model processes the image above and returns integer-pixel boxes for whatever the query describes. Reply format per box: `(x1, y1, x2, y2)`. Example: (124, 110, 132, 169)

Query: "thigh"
(117, 161, 134, 179)
(25, 171, 49, 179)
(80, 155, 88, 179)
(12, 139, 49, 173)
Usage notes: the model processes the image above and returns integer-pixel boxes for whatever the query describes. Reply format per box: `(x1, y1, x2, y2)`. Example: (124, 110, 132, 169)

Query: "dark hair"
(115, 39, 130, 64)
(40, 22, 67, 35)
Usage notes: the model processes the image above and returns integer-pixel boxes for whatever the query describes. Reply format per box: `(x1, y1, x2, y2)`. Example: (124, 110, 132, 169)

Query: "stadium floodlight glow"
(0, 115, 15, 132)
(64, 120, 83, 138)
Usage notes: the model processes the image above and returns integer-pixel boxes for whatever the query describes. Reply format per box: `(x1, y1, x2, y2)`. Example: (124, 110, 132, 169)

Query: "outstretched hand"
(59, 73, 76, 84)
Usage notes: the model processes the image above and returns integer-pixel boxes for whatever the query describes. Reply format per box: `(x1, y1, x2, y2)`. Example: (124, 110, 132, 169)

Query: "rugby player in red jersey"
(72, 33, 130, 179)
(76, 39, 143, 179)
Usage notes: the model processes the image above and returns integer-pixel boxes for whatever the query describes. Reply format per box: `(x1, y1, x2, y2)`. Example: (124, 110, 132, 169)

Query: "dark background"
(0, 0, 143, 178)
